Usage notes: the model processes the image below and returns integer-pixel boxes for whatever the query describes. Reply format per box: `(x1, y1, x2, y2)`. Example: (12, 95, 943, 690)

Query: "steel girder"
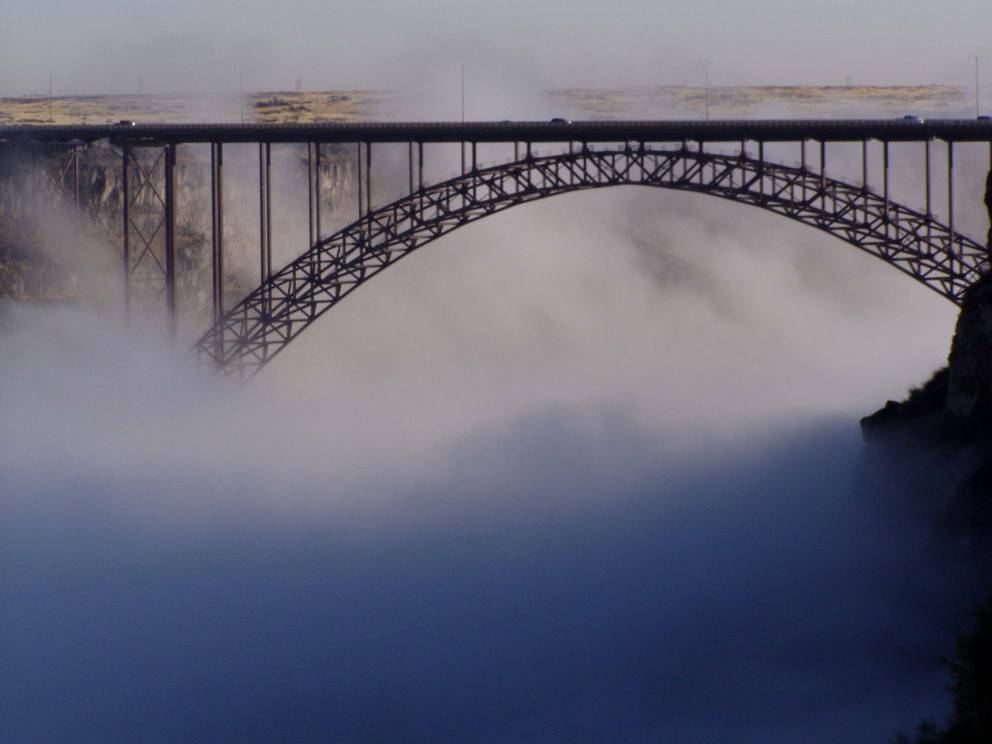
(195, 145, 989, 381)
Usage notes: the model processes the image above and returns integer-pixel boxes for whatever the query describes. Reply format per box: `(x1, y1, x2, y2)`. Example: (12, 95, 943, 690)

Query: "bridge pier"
(210, 142, 224, 324)
(164, 142, 177, 339)
(356, 142, 364, 221)
(949, 142, 956, 277)
(365, 141, 372, 227)
(121, 144, 174, 336)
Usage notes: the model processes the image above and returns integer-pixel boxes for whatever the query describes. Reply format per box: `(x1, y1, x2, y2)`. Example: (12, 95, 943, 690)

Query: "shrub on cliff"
(892, 593, 992, 743)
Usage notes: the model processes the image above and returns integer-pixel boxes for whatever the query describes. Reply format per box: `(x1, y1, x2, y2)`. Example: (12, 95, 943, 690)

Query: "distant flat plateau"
(0, 85, 970, 125)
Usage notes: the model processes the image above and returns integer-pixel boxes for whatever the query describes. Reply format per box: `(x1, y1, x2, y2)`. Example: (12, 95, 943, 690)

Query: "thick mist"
(2, 152, 988, 741)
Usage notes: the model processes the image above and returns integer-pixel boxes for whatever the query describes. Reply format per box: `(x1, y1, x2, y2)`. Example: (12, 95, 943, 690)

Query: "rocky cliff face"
(987, 169, 992, 249)
(861, 170, 992, 536)
(948, 272, 992, 427)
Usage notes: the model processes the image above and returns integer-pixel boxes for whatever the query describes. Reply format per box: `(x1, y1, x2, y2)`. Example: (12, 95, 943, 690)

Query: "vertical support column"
(365, 142, 372, 242)
(925, 139, 932, 256)
(861, 140, 868, 189)
(471, 141, 478, 200)
(357, 142, 364, 221)
(315, 142, 322, 240)
(418, 142, 425, 219)
(365, 141, 372, 233)
(258, 143, 266, 281)
(862, 139, 869, 224)
(122, 145, 130, 319)
(164, 142, 177, 339)
(258, 141, 272, 318)
(418, 142, 424, 190)
(259, 142, 266, 281)
(948, 140, 955, 269)
(800, 140, 806, 203)
(819, 140, 826, 211)
(514, 141, 520, 161)
(758, 141, 764, 195)
(217, 143, 225, 321)
(408, 141, 415, 194)
(210, 142, 224, 324)
(883, 141, 890, 236)
(265, 143, 272, 280)
(307, 142, 315, 248)
(309, 142, 318, 317)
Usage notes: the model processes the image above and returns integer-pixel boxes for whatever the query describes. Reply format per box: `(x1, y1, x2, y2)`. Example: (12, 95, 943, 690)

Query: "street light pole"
(974, 56, 982, 117)
(702, 57, 710, 121)
(46, 72, 53, 124)
(460, 64, 465, 122)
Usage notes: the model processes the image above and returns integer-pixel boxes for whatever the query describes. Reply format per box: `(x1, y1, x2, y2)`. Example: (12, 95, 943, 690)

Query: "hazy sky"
(0, 0, 990, 95)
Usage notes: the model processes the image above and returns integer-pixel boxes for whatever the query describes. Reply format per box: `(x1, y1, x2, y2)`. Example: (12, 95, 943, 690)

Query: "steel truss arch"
(195, 145, 990, 380)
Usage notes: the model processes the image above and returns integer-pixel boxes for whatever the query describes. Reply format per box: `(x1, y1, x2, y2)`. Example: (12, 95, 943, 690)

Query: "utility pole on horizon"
(701, 57, 710, 121)
(460, 64, 466, 122)
(971, 56, 982, 117)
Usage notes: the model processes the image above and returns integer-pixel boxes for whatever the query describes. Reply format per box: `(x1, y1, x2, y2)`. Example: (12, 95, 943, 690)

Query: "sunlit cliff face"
(1, 110, 988, 742)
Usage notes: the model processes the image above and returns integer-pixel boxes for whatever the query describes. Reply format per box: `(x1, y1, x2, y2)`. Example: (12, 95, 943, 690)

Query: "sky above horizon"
(0, 0, 990, 97)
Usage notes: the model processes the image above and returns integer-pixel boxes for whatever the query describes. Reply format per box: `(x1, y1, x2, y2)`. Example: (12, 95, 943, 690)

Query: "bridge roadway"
(2, 119, 992, 145)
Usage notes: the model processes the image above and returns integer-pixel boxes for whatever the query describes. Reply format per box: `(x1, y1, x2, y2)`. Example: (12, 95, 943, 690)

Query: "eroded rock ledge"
(861, 173, 992, 535)
(861, 285, 992, 536)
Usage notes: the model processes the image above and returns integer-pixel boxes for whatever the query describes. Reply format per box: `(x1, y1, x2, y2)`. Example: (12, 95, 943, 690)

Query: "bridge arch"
(196, 145, 989, 380)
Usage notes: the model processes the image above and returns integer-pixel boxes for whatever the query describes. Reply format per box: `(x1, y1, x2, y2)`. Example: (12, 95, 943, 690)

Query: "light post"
(971, 56, 982, 117)
(460, 63, 466, 122)
(701, 57, 710, 121)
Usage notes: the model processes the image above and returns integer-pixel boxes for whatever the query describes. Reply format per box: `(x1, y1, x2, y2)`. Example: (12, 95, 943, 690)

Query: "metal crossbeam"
(122, 145, 175, 336)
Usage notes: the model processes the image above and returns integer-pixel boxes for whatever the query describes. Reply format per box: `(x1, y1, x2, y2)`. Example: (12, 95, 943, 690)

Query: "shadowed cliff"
(862, 171, 992, 539)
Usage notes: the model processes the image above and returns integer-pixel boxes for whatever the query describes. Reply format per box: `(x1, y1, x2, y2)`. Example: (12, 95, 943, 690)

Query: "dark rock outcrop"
(948, 272, 992, 427)
(986, 169, 992, 249)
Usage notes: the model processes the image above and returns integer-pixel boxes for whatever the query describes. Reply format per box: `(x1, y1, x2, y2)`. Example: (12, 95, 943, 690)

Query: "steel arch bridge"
(194, 143, 989, 380)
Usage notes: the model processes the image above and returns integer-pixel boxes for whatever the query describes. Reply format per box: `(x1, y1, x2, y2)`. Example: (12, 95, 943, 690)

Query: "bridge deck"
(2, 119, 991, 145)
